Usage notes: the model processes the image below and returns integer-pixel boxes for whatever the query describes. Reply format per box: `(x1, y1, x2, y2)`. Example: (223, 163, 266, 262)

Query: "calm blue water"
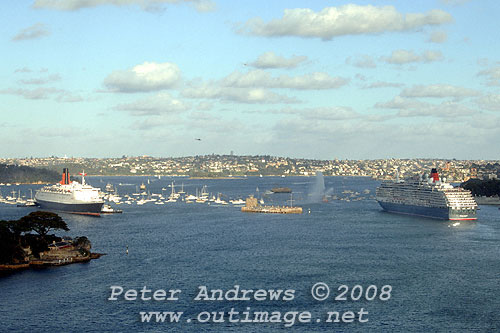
(1, 176, 499, 332)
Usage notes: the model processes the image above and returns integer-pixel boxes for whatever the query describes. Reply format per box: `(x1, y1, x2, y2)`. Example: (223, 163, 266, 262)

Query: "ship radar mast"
(79, 171, 87, 185)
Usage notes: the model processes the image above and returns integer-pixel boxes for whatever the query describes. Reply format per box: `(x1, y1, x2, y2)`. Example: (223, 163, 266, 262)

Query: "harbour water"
(1, 176, 499, 332)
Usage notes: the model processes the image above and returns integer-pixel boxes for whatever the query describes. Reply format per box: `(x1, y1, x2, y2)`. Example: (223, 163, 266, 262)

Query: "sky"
(1, 0, 500, 160)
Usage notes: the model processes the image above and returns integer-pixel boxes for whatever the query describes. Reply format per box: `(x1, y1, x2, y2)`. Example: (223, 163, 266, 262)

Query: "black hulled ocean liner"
(35, 168, 104, 216)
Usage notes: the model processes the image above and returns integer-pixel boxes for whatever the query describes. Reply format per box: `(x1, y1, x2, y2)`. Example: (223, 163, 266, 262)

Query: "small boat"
(214, 193, 228, 205)
(105, 183, 114, 192)
(271, 187, 292, 193)
(101, 204, 122, 214)
(230, 198, 246, 205)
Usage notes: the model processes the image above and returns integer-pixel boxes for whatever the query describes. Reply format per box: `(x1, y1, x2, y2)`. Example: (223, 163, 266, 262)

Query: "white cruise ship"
(35, 168, 104, 216)
(376, 168, 477, 220)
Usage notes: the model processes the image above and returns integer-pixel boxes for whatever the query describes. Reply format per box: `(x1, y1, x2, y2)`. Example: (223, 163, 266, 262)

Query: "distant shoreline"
(0, 175, 375, 184)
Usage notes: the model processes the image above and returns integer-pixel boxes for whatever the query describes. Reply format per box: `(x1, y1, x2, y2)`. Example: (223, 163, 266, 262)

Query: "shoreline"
(2, 174, 374, 180)
(0, 253, 105, 273)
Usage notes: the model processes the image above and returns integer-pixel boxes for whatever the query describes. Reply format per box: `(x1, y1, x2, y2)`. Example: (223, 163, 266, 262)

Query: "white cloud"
(278, 107, 361, 121)
(364, 81, 404, 89)
(249, 52, 307, 69)
(19, 74, 61, 85)
(396, 101, 476, 118)
(33, 0, 215, 12)
(382, 49, 443, 64)
(12, 23, 50, 41)
(193, 0, 215, 12)
(0, 87, 63, 100)
(476, 94, 500, 111)
(181, 68, 346, 104)
(196, 101, 213, 111)
(428, 30, 447, 43)
(376, 96, 477, 118)
(221, 69, 348, 90)
(401, 84, 479, 99)
(14, 67, 33, 73)
(56, 93, 84, 103)
(114, 92, 190, 115)
(439, 0, 471, 5)
(104, 62, 181, 93)
(347, 55, 377, 69)
(477, 66, 500, 86)
(182, 85, 299, 104)
(241, 5, 452, 40)
(0, 87, 83, 103)
(375, 96, 428, 110)
(186, 112, 246, 133)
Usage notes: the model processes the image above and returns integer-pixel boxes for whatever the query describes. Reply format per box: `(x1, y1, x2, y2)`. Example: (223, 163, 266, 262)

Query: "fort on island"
(0, 211, 103, 273)
(241, 196, 302, 214)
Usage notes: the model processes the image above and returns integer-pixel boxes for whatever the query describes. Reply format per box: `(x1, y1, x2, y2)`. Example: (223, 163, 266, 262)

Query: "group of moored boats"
(102, 182, 249, 207)
(0, 169, 252, 216)
(0, 168, 492, 220)
(0, 189, 37, 207)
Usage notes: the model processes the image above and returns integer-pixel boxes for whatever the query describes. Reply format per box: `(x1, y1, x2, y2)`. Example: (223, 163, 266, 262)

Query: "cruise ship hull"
(378, 201, 476, 220)
(36, 199, 103, 216)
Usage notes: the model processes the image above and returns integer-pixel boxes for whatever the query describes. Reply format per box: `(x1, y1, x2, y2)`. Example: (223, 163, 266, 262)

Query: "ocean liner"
(35, 168, 104, 216)
(376, 169, 477, 220)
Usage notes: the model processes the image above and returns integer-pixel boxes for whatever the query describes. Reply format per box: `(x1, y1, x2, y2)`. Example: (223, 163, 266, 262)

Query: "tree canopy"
(18, 211, 69, 237)
(0, 164, 59, 183)
(461, 178, 500, 197)
(0, 212, 71, 264)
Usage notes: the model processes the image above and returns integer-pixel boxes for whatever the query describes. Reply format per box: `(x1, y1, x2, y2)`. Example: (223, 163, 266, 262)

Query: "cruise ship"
(376, 168, 477, 220)
(35, 168, 104, 216)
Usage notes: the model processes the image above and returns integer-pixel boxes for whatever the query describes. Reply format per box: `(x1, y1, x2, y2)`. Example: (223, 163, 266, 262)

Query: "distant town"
(2, 155, 499, 183)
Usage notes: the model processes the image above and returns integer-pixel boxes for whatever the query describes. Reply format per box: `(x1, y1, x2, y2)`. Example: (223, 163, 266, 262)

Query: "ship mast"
(79, 171, 87, 185)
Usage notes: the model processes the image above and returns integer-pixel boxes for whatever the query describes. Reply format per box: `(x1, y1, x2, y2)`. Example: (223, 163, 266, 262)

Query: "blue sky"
(1, 0, 500, 159)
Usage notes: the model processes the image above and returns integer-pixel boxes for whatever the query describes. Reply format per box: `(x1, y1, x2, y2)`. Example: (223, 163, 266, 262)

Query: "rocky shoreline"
(0, 253, 105, 273)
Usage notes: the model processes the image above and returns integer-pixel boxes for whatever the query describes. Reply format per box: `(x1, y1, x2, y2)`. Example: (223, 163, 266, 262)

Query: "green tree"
(18, 211, 69, 238)
(73, 236, 91, 250)
(0, 221, 26, 264)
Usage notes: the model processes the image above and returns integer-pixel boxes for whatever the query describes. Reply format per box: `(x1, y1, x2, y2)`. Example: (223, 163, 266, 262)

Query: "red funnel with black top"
(59, 168, 71, 185)
(430, 168, 439, 182)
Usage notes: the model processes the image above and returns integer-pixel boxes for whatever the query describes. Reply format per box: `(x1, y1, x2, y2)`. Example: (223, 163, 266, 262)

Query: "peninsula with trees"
(0, 163, 59, 184)
(0, 211, 103, 273)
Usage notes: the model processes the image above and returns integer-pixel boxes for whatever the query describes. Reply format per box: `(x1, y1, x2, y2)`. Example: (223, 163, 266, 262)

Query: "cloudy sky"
(1, 0, 500, 159)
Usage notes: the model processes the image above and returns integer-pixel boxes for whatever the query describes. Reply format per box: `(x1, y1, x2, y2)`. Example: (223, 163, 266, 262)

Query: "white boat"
(168, 181, 180, 200)
(230, 198, 246, 205)
(214, 193, 228, 205)
(185, 194, 198, 201)
(101, 204, 122, 213)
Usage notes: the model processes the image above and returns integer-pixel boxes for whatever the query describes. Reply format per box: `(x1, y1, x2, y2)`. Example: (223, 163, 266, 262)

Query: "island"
(0, 211, 103, 273)
(241, 196, 302, 214)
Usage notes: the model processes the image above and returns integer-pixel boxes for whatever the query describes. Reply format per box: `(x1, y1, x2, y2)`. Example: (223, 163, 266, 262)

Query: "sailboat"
(167, 181, 179, 202)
